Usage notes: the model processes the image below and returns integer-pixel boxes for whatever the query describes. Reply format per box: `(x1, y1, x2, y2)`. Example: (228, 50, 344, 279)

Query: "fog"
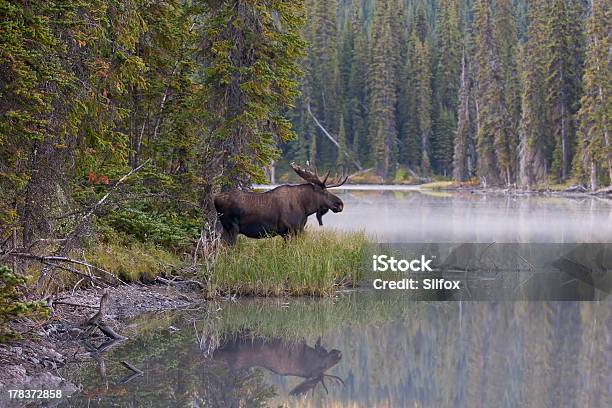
(309, 188, 612, 242)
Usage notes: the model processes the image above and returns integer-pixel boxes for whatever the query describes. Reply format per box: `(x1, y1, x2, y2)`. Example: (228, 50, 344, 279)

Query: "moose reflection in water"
(212, 335, 345, 396)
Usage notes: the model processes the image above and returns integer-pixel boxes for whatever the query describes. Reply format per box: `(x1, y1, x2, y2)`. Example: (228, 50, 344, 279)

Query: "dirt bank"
(0, 283, 201, 402)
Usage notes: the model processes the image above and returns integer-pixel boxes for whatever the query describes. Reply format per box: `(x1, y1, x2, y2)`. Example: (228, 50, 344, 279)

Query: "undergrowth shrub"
(0, 266, 49, 342)
(105, 208, 199, 249)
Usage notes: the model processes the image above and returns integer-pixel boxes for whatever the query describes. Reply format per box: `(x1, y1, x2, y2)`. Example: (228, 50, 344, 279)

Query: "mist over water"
(310, 188, 612, 242)
(52, 189, 611, 408)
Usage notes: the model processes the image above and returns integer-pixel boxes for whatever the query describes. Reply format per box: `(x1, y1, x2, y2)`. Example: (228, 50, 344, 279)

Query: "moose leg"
(282, 226, 301, 242)
(221, 228, 238, 245)
(219, 217, 239, 245)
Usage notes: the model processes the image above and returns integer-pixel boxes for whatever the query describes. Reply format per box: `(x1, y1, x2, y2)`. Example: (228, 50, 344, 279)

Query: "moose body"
(214, 163, 348, 244)
(213, 336, 343, 395)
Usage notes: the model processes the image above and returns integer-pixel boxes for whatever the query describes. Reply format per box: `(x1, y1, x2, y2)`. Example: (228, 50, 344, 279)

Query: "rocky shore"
(0, 283, 200, 403)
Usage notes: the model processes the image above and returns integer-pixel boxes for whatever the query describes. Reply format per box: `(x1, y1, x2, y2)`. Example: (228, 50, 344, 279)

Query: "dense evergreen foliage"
(0, 265, 48, 341)
(285, 0, 610, 189)
(0, 0, 610, 289)
(0, 1, 305, 267)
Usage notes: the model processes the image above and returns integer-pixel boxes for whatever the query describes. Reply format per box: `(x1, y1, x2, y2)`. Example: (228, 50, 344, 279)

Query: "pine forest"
(0, 0, 610, 259)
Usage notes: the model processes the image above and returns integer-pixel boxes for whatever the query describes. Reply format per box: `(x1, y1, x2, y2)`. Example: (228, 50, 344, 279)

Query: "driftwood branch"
(306, 102, 363, 171)
(53, 300, 99, 309)
(85, 289, 127, 341)
(76, 159, 151, 231)
(28, 162, 148, 292)
(120, 360, 144, 383)
(41, 261, 98, 283)
(156, 276, 204, 290)
(11, 253, 124, 285)
(87, 289, 109, 326)
(97, 323, 126, 340)
(590, 185, 612, 195)
(121, 361, 143, 375)
(405, 166, 432, 183)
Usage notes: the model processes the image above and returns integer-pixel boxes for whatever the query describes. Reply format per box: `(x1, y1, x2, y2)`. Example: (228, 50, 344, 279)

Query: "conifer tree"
(336, 113, 351, 168)
(545, 0, 585, 182)
(432, 0, 461, 176)
(414, 33, 433, 175)
(400, 6, 433, 175)
(453, 46, 472, 182)
(495, 0, 521, 183)
(309, 0, 339, 165)
(574, 0, 611, 190)
(398, 39, 421, 169)
(368, 0, 399, 178)
(472, 0, 519, 186)
(199, 0, 306, 190)
(518, 0, 549, 187)
(346, 0, 369, 165)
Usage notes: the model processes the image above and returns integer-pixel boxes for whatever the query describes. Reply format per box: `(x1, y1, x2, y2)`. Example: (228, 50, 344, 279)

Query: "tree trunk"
(590, 160, 598, 192)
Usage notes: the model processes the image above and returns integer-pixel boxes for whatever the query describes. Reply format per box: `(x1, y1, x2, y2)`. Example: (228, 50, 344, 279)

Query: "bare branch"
(306, 102, 362, 171)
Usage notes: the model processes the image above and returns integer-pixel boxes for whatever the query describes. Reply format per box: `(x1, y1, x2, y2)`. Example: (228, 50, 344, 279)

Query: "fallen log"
(591, 185, 612, 195)
(156, 276, 205, 290)
(84, 289, 127, 340)
(53, 300, 99, 309)
(120, 360, 144, 383)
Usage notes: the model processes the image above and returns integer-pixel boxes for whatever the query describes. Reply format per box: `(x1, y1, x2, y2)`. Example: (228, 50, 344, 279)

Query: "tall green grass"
(208, 230, 368, 297)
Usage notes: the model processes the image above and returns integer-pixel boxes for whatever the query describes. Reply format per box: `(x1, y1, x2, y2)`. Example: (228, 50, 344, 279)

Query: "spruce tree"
(574, 0, 611, 190)
(472, 0, 519, 186)
(473, 0, 500, 185)
(346, 0, 369, 165)
(310, 0, 339, 166)
(199, 0, 306, 189)
(518, 0, 549, 187)
(453, 46, 471, 182)
(432, 0, 461, 176)
(545, 0, 585, 182)
(414, 33, 433, 175)
(368, 0, 399, 178)
(336, 113, 351, 168)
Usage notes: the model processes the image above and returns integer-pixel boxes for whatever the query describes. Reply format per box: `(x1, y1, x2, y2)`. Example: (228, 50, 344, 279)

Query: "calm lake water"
(56, 188, 610, 407)
(308, 188, 612, 242)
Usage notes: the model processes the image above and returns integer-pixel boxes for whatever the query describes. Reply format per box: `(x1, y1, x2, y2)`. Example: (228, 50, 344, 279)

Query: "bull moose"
(212, 335, 345, 396)
(214, 163, 348, 244)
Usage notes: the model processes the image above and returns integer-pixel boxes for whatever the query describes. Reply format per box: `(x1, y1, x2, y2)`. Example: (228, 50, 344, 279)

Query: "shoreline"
(445, 185, 612, 199)
(255, 183, 612, 198)
(0, 185, 609, 400)
(0, 283, 201, 402)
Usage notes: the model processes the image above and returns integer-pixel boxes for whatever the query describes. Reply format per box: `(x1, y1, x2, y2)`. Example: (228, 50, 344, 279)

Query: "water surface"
(59, 294, 610, 407)
(310, 188, 612, 242)
(57, 189, 611, 407)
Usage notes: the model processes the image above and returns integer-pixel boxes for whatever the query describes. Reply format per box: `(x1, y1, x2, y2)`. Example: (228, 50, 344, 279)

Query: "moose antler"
(290, 162, 349, 189)
(289, 374, 346, 396)
(325, 166, 349, 188)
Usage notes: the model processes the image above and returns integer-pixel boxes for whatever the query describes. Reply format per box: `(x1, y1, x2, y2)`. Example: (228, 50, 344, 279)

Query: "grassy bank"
(208, 230, 368, 297)
(419, 180, 455, 190)
(81, 229, 368, 298)
(84, 241, 181, 283)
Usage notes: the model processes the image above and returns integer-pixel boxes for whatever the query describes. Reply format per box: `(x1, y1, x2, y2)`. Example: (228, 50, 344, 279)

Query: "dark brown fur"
(214, 168, 346, 244)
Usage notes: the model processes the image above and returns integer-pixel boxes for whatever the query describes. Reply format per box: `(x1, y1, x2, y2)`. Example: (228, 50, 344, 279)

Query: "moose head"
(288, 337, 345, 396)
(211, 335, 345, 397)
(290, 162, 348, 226)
